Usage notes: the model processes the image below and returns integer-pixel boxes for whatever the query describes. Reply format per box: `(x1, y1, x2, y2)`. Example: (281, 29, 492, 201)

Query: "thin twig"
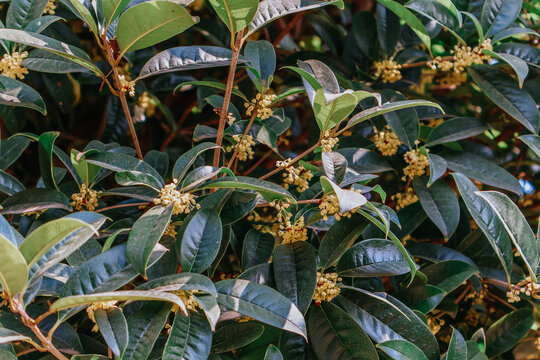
(243, 149, 273, 176)
(226, 108, 258, 168)
(96, 202, 152, 213)
(259, 142, 320, 180)
(256, 199, 321, 207)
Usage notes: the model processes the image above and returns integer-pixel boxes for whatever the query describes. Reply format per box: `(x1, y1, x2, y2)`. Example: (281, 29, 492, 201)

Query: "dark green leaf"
(0, 170, 24, 196)
(426, 117, 489, 146)
(211, 321, 264, 353)
(163, 311, 212, 360)
(0, 220, 28, 296)
(242, 229, 275, 270)
(198, 176, 294, 202)
(481, 0, 522, 37)
(172, 142, 220, 181)
(445, 328, 467, 360)
(6, 0, 48, 29)
(519, 134, 540, 157)
(485, 308, 533, 357)
(0, 136, 31, 170)
(319, 216, 368, 269)
(378, 339, 429, 360)
(422, 260, 478, 293)
(395, 285, 446, 314)
(0, 75, 46, 114)
(94, 308, 128, 358)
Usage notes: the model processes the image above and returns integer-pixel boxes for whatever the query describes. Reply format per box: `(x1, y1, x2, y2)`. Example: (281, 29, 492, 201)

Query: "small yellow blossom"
(321, 131, 339, 152)
(373, 126, 402, 156)
(439, 71, 468, 86)
(87, 301, 118, 332)
(427, 39, 492, 79)
(154, 179, 200, 216)
(373, 58, 402, 83)
(138, 91, 156, 117)
(71, 184, 101, 211)
(213, 107, 236, 125)
(22, 210, 46, 218)
(163, 220, 177, 238)
(391, 188, 418, 210)
(277, 159, 313, 193)
(507, 276, 540, 303)
(465, 308, 479, 327)
(118, 75, 135, 97)
(226, 134, 256, 161)
(279, 215, 308, 244)
(43, 0, 57, 14)
(245, 93, 277, 120)
(426, 316, 445, 335)
(402, 149, 429, 180)
(319, 194, 340, 221)
(313, 272, 341, 305)
(0, 52, 29, 79)
(171, 290, 201, 313)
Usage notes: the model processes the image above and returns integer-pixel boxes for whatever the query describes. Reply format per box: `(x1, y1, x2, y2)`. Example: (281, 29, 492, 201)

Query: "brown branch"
(95, 202, 152, 213)
(243, 149, 273, 176)
(273, 13, 303, 47)
(213, 29, 244, 168)
(259, 142, 320, 180)
(226, 108, 258, 168)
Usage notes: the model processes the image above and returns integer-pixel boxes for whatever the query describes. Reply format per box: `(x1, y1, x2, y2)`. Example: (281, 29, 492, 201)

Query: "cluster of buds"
(321, 131, 339, 152)
(277, 158, 313, 193)
(0, 52, 29, 79)
(373, 58, 402, 83)
(391, 187, 418, 210)
(245, 93, 277, 120)
(213, 107, 236, 125)
(506, 277, 540, 303)
(426, 316, 445, 335)
(86, 301, 118, 332)
(71, 184, 101, 211)
(163, 220, 177, 238)
(171, 290, 201, 313)
(402, 148, 429, 180)
(225, 134, 256, 161)
(154, 179, 200, 216)
(248, 210, 280, 236)
(43, 0, 57, 14)
(319, 193, 340, 221)
(373, 126, 402, 156)
(118, 75, 135, 97)
(313, 272, 341, 305)
(439, 71, 468, 86)
(269, 200, 308, 244)
(138, 91, 156, 117)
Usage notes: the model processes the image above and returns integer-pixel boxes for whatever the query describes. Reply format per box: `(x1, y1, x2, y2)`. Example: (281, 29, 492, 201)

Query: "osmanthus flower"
(373, 58, 402, 83)
(372, 125, 402, 156)
(43, 0, 57, 14)
(506, 276, 540, 303)
(163, 220, 177, 238)
(321, 131, 339, 152)
(153, 179, 200, 216)
(277, 158, 313, 193)
(402, 148, 429, 180)
(313, 272, 342, 305)
(138, 91, 156, 117)
(245, 92, 277, 120)
(86, 301, 118, 332)
(391, 187, 418, 210)
(426, 316, 445, 335)
(269, 200, 308, 244)
(0, 52, 29, 79)
(170, 290, 201, 313)
(213, 106, 236, 125)
(118, 75, 135, 97)
(71, 183, 101, 211)
(225, 135, 256, 161)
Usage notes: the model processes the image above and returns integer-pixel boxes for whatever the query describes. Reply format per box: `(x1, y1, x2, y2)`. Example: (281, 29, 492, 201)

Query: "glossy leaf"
(319, 216, 368, 268)
(0, 136, 31, 170)
(0, 170, 24, 196)
(38, 131, 59, 190)
(0, 218, 28, 296)
(481, 0, 522, 37)
(378, 339, 429, 360)
(445, 328, 467, 360)
(6, 0, 48, 29)
(173, 142, 220, 181)
(242, 229, 275, 270)
(519, 134, 540, 157)
(211, 321, 264, 353)
(198, 176, 294, 202)
(103, 0, 131, 26)
(422, 260, 478, 293)
(209, 0, 259, 34)
(163, 311, 212, 360)
(94, 308, 128, 358)
(485, 308, 533, 357)
(0, 76, 46, 114)
(426, 117, 489, 146)
(395, 284, 446, 314)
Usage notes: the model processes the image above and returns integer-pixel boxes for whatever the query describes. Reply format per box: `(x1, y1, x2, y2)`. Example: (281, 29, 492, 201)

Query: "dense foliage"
(0, 0, 539, 359)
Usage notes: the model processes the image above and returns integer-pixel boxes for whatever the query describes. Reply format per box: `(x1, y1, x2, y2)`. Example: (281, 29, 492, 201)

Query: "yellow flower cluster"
(226, 134, 256, 161)
(0, 52, 29, 79)
(213, 107, 236, 125)
(373, 126, 402, 156)
(248, 210, 280, 236)
(439, 71, 468, 86)
(319, 194, 340, 221)
(410, 68, 437, 94)
(171, 290, 201, 313)
(163, 220, 177, 238)
(321, 131, 339, 152)
(427, 316, 445, 335)
(269, 200, 308, 244)
(391, 188, 418, 210)
(118, 75, 135, 97)
(403, 149, 429, 180)
(245, 93, 277, 120)
(506, 277, 540, 303)
(86, 301, 118, 332)
(313, 272, 341, 305)
(71, 184, 101, 211)
(277, 159, 313, 193)
(154, 179, 200, 216)
(43, 0, 57, 14)
(373, 58, 402, 83)
(138, 91, 156, 117)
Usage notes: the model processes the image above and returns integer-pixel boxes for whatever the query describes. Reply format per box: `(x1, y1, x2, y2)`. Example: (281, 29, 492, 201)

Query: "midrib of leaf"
(222, 0, 235, 33)
(321, 100, 337, 135)
(320, 306, 352, 356)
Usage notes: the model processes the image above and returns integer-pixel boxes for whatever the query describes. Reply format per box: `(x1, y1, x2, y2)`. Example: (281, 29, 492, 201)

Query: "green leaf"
(221, 191, 258, 225)
(264, 344, 283, 360)
(452, 173, 513, 283)
(413, 177, 460, 239)
(216, 279, 307, 339)
(0, 188, 71, 214)
(211, 321, 264, 353)
(469, 65, 539, 134)
(209, 0, 259, 34)
(466, 341, 488, 360)
(314, 89, 358, 134)
(440, 150, 522, 195)
(0, 29, 103, 76)
(116, 1, 198, 55)
(244, 40, 276, 84)
(103, 0, 131, 27)
(163, 311, 212, 360)
(406, 241, 476, 266)
(176, 81, 248, 101)
(308, 302, 378, 360)
(491, 27, 539, 43)
(63, 0, 99, 37)
(24, 15, 63, 34)
(115, 170, 163, 190)
(273, 242, 317, 314)
(19, 216, 98, 268)
(319, 216, 368, 268)
(138, 46, 239, 80)
(320, 176, 367, 214)
(406, 0, 463, 41)
(242, 229, 275, 270)
(337, 239, 413, 277)
(483, 50, 529, 88)
(94, 308, 128, 358)
(427, 153, 447, 186)
(485, 308, 533, 357)
(137, 273, 217, 296)
(0, 327, 33, 345)
(337, 291, 440, 360)
(23, 49, 91, 73)
(382, 95, 419, 149)
(0, 136, 31, 170)
(378, 339, 429, 360)
(0, 76, 46, 114)
(394, 285, 446, 314)
(494, 43, 540, 67)
(6, 0, 48, 29)
(475, 191, 539, 278)
(38, 131, 59, 190)
(180, 208, 223, 273)
(376, 0, 431, 50)
(247, 0, 345, 36)
(346, 100, 443, 130)
(445, 328, 467, 360)
(124, 302, 172, 360)
(198, 176, 294, 202)
(172, 142, 220, 181)
(127, 204, 174, 278)
(519, 134, 540, 158)
(0, 219, 28, 296)
(426, 117, 489, 146)
(422, 260, 478, 293)
(481, 0, 522, 37)
(0, 170, 24, 196)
